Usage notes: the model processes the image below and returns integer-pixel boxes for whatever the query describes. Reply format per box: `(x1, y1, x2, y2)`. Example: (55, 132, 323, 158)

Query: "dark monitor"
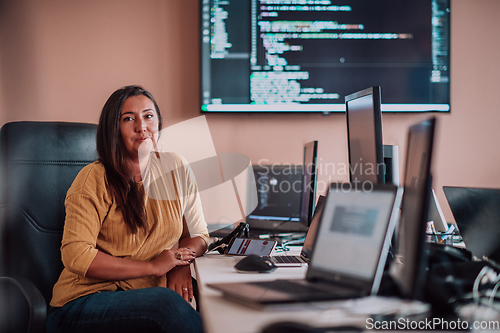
(346, 86, 385, 185)
(390, 117, 436, 300)
(299, 140, 319, 227)
(246, 164, 306, 232)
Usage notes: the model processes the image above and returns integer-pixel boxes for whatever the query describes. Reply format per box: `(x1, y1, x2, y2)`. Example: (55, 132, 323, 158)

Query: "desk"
(194, 249, 430, 333)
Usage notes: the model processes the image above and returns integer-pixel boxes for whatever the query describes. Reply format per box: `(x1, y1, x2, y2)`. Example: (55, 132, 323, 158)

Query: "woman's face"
(120, 94, 159, 161)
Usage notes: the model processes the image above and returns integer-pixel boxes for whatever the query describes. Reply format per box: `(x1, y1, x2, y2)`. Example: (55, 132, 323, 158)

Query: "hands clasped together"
(151, 247, 197, 302)
(151, 247, 196, 277)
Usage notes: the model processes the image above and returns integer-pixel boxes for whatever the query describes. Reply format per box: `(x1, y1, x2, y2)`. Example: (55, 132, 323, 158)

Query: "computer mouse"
(234, 254, 277, 273)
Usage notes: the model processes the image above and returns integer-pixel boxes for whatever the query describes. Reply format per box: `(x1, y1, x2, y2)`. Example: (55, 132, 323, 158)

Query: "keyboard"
(249, 280, 357, 298)
(249, 280, 321, 294)
(261, 255, 307, 265)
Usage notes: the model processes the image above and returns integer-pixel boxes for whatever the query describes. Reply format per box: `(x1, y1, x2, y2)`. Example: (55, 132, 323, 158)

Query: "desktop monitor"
(200, 1, 451, 113)
(346, 86, 385, 185)
(390, 117, 436, 300)
(299, 140, 319, 227)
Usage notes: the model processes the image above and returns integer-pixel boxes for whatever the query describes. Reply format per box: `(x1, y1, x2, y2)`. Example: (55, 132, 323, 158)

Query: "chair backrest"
(0, 121, 98, 305)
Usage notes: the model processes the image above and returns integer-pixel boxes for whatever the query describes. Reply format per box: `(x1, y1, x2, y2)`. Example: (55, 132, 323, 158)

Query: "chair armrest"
(0, 276, 47, 333)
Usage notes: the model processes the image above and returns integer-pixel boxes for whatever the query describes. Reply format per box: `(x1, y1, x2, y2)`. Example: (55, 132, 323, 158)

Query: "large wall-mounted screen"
(200, 0, 450, 113)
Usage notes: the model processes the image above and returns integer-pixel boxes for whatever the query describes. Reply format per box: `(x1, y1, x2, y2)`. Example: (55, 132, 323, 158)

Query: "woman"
(46, 85, 208, 333)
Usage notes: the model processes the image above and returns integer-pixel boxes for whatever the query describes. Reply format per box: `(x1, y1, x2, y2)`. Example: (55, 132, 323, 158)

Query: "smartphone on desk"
(225, 237, 277, 256)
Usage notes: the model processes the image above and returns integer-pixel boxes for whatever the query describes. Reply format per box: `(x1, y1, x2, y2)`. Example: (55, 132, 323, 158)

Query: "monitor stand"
(383, 145, 400, 186)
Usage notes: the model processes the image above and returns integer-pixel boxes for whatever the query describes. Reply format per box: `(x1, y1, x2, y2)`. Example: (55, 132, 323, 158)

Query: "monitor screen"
(390, 117, 436, 300)
(346, 87, 384, 185)
(200, 0, 450, 113)
(299, 140, 318, 227)
(246, 164, 305, 232)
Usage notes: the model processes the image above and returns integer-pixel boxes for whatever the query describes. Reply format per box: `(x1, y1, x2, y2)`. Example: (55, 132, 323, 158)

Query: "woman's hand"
(166, 237, 206, 303)
(150, 247, 195, 277)
(167, 265, 194, 302)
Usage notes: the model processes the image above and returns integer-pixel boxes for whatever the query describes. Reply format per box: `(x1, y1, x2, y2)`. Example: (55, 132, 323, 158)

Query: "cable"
(488, 273, 500, 307)
(273, 234, 306, 253)
(283, 237, 306, 247)
(468, 266, 500, 325)
(473, 266, 490, 307)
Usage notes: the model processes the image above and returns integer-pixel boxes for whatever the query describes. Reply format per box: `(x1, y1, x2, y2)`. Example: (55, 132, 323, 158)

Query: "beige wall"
(1, 0, 499, 223)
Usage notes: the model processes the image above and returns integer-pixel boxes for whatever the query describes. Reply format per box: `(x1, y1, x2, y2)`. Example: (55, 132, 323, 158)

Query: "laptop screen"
(246, 165, 305, 232)
(301, 195, 326, 259)
(308, 185, 401, 288)
(248, 165, 302, 221)
(443, 186, 500, 262)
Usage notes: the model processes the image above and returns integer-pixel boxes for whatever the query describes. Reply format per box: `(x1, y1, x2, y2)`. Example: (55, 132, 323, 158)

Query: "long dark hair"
(96, 85, 163, 233)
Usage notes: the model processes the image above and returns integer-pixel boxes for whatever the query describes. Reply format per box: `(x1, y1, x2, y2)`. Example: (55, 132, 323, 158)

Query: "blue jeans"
(46, 287, 204, 333)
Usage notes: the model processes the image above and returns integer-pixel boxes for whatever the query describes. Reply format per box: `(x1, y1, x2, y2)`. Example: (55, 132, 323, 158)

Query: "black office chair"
(0, 121, 98, 333)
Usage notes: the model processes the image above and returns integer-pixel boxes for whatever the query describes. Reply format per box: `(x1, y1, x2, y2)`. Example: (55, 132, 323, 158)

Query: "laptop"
(261, 195, 326, 267)
(246, 141, 319, 233)
(246, 164, 304, 231)
(443, 186, 500, 262)
(208, 184, 403, 308)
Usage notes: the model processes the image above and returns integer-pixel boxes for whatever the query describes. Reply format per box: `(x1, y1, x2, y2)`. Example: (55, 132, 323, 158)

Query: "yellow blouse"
(50, 153, 209, 307)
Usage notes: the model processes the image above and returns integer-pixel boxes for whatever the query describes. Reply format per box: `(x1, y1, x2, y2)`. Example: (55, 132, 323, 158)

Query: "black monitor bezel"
(391, 117, 436, 300)
(345, 86, 385, 185)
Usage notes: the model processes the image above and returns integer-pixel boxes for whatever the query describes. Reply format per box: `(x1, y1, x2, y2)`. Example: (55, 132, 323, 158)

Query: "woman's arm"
(86, 247, 195, 281)
(179, 235, 208, 257)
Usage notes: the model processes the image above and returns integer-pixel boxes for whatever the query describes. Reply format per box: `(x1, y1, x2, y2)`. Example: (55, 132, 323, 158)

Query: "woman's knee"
(125, 288, 203, 332)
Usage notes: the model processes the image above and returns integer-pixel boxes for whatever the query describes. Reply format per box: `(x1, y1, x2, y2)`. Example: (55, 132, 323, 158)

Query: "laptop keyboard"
(261, 255, 306, 264)
(249, 280, 357, 297)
